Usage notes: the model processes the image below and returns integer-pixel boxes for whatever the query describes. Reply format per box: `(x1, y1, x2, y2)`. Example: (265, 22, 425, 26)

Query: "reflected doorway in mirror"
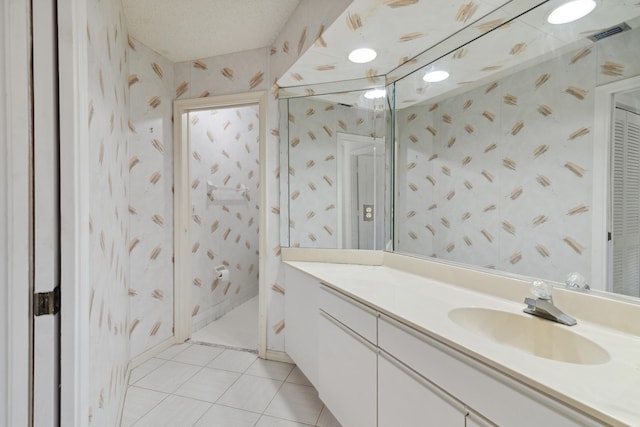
(337, 133, 386, 250)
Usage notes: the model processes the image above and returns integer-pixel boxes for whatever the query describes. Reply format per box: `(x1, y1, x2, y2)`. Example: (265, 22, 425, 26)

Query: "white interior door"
(1, 0, 34, 425)
(33, 0, 61, 425)
(611, 107, 640, 297)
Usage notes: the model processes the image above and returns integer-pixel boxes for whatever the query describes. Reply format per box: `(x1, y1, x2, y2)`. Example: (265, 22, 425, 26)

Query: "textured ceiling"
(122, 0, 300, 62)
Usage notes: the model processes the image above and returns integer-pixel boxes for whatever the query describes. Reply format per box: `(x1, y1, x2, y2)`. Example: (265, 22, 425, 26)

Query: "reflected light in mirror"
(364, 89, 386, 99)
(423, 70, 450, 83)
(547, 0, 596, 24)
(348, 48, 377, 64)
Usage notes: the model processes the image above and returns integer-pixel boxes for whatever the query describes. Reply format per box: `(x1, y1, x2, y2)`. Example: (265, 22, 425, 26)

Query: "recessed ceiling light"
(364, 89, 386, 99)
(547, 0, 596, 25)
(423, 70, 450, 83)
(349, 48, 377, 64)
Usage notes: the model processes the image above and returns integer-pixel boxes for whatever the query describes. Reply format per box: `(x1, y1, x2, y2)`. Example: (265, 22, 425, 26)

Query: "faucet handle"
(530, 280, 552, 300)
(565, 272, 590, 290)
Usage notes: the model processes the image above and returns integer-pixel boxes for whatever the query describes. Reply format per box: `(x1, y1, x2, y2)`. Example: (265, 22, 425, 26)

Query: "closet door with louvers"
(612, 107, 640, 297)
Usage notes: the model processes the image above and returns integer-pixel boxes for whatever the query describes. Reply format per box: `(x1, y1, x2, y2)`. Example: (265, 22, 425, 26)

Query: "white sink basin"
(448, 307, 610, 365)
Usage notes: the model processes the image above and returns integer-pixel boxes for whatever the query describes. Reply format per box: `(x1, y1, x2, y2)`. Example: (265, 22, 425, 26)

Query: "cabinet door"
(466, 411, 496, 427)
(379, 315, 602, 427)
(318, 311, 377, 427)
(284, 266, 319, 385)
(378, 351, 466, 427)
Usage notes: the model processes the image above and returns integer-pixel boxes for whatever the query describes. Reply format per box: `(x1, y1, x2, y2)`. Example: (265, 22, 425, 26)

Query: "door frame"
(174, 92, 268, 358)
(336, 132, 385, 249)
(1, 0, 32, 425)
(593, 75, 640, 292)
(58, 0, 91, 424)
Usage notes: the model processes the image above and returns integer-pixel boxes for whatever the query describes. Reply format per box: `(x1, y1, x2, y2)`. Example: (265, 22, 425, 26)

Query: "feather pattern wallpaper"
(173, 48, 286, 349)
(287, 97, 387, 248)
(78, 2, 355, 398)
(172, 49, 291, 352)
(127, 39, 175, 358)
(85, 9, 288, 425)
(130, 42, 291, 354)
(87, 0, 131, 425)
(174, 48, 268, 100)
(188, 106, 260, 330)
(395, 26, 640, 283)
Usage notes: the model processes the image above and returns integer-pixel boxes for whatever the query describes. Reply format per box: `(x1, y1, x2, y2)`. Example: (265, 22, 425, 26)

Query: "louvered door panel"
(612, 108, 640, 297)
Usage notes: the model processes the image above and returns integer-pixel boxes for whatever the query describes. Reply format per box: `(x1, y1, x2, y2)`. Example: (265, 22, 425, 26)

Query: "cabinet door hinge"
(33, 286, 60, 316)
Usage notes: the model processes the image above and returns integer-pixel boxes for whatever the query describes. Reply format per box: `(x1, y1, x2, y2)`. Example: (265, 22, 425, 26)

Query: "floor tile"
(192, 296, 259, 349)
(264, 383, 323, 425)
(155, 342, 191, 360)
(120, 386, 168, 427)
(129, 358, 166, 384)
(172, 344, 225, 366)
(206, 349, 258, 373)
(134, 360, 201, 393)
(254, 415, 315, 427)
(193, 404, 261, 427)
(245, 358, 295, 381)
(217, 374, 282, 413)
(132, 394, 211, 427)
(174, 367, 240, 403)
(285, 366, 312, 387)
(316, 406, 342, 427)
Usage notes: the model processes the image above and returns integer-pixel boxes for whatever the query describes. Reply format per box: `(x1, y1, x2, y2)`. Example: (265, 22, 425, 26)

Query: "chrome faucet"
(523, 280, 577, 326)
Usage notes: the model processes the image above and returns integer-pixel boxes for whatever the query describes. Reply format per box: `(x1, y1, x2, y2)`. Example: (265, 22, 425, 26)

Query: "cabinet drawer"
(378, 350, 466, 427)
(319, 284, 377, 344)
(378, 315, 602, 427)
(318, 311, 377, 427)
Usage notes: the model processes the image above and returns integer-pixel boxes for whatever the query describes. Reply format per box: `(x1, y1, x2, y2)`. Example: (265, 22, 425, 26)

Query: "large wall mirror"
(279, 87, 393, 250)
(393, 0, 640, 297)
(279, 0, 640, 302)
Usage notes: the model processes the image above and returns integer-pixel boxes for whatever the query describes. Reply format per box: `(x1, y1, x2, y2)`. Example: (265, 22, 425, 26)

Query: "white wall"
(287, 97, 387, 248)
(86, 0, 132, 423)
(395, 27, 640, 284)
(128, 39, 176, 358)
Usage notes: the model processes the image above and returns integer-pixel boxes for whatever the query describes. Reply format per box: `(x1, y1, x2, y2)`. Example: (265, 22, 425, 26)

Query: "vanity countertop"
(285, 260, 640, 427)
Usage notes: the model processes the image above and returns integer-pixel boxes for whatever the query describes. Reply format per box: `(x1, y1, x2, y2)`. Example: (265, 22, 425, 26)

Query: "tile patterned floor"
(191, 296, 259, 350)
(122, 342, 342, 427)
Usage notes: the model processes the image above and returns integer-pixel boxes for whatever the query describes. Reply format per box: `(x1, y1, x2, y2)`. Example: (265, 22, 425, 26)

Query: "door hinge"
(34, 286, 60, 316)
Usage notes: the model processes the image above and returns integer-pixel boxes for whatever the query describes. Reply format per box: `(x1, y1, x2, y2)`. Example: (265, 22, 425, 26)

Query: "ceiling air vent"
(588, 22, 631, 42)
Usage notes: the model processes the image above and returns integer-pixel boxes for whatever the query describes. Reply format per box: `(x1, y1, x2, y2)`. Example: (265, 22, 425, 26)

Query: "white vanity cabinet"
(284, 265, 608, 427)
(318, 285, 377, 427)
(378, 315, 603, 427)
(466, 411, 496, 427)
(283, 266, 319, 385)
(378, 349, 467, 426)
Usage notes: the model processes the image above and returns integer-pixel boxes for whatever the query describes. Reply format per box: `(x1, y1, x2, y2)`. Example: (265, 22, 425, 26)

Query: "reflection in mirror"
(337, 133, 386, 249)
(280, 88, 392, 249)
(611, 88, 640, 297)
(392, 0, 640, 297)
